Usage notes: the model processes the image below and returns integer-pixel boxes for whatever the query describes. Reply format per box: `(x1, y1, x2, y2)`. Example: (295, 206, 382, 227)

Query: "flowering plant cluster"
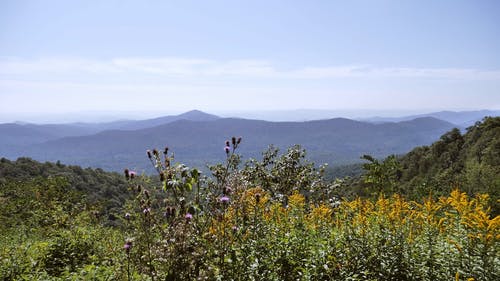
(1, 137, 498, 280)
(118, 139, 499, 280)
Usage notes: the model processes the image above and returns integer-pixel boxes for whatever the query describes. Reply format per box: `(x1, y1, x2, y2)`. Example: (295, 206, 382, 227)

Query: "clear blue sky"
(1, 0, 499, 121)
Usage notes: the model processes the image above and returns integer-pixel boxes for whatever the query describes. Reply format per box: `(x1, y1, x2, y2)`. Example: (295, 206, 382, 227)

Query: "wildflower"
(124, 240, 132, 252)
(125, 212, 131, 220)
(147, 150, 152, 159)
(232, 136, 236, 146)
(163, 146, 169, 155)
(225, 140, 230, 147)
(220, 196, 230, 204)
(124, 169, 130, 180)
(224, 146, 231, 154)
(143, 208, 151, 215)
(185, 213, 193, 221)
(237, 137, 242, 144)
(129, 171, 136, 179)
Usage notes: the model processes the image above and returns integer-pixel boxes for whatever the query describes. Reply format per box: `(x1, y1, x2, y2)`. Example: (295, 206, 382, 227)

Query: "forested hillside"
(0, 157, 129, 218)
(355, 116, 500, 214)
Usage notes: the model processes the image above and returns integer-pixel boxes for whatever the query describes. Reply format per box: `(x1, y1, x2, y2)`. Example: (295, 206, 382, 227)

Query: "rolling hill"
(1, 114, 457, 173)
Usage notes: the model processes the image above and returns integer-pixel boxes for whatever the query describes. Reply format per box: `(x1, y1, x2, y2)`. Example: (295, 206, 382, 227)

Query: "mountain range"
(360, 110, 500, 127)
(0, 109, 497, 173)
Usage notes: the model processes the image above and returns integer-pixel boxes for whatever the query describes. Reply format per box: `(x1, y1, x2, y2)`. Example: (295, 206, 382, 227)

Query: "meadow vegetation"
(0, 118, 498, 280)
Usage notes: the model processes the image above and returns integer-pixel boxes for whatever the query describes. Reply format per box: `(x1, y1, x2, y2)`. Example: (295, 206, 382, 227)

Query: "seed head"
(255, 193, 261, 204)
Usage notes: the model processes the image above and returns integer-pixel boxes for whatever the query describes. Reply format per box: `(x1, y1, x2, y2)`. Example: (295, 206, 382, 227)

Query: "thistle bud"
(147, 150, 152, 159)
(124, 240, 132, 252)
(225, 140, 230, 147)
(163, 146, 169, 155)
(255, 193, 261, 204)
(223, 186, 232, 195)
(144, 189, 150, 199)
(237, 137, 242, 144)
(153, 149, 159, 157)
(232, 136, 236, 146)
(164, 207, 171, 218)
(124, 169, 130, 180)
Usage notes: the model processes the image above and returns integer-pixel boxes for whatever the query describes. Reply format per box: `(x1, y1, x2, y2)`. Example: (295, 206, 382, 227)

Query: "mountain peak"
(177, 110, 220, 120)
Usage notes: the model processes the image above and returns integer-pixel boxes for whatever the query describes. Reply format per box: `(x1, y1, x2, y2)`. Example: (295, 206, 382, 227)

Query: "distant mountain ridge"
(362, 110, 500, 127)
(114, 110, 220, 130)
(0, 110, 220, 146)
(1, 111, 457, 172)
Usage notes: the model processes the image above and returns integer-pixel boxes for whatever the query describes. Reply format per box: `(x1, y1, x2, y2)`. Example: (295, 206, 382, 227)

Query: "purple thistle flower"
(124, 241, 132, 252)
(129, 171, 136, 179)
(125, 212, 131, 220)
(224, 146, 231, 154)
(185, 213, 193, 220)
(143, 208, 151, 215)
(220, 196, 230, 204)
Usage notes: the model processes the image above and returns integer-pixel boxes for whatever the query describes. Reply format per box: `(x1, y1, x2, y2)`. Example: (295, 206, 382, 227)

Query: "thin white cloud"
(1, 57, 500, 81)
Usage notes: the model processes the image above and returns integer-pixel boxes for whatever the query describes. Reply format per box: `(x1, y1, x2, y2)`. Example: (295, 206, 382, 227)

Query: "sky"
(1, 0, 499, 122)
